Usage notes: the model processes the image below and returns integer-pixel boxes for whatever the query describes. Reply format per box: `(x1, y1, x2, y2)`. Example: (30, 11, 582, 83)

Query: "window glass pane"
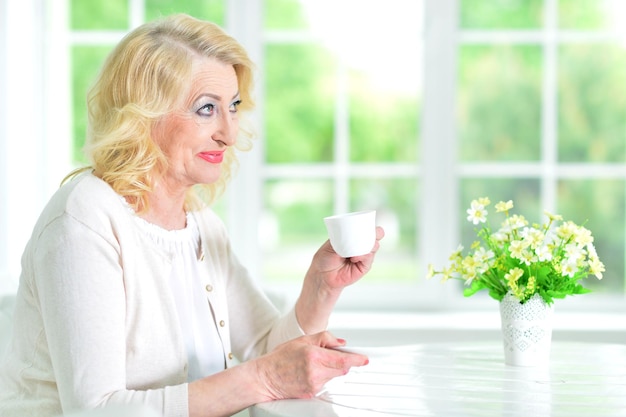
(71, 45, 113, 163)
(558, 179, 625, 294)
(145, 0, 225, 24)
(351, 179, 418, 282)
(264, 0, 310, 30)
(70, 0, 128, 30)
(558, 0, 623, 30)
(460, 0, 543, 29)
(458, 46, 542, 162)
(558, 44, 626, 163)
(348, 70, 420, 163)
(262, 179, 333, 283)
(459, 178, 541, 248)
(265, 44, 336, 163)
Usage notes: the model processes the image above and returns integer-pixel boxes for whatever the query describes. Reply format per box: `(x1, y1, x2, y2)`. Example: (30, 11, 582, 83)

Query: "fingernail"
(337, 338, 346, 345)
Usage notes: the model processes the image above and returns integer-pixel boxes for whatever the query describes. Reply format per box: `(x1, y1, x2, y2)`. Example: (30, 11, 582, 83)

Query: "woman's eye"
(230, 99, 242, 113)
(197, 103, 215, 116)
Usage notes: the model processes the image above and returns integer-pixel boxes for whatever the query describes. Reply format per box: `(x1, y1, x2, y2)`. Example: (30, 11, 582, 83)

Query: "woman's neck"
(138, 185, 188, 231)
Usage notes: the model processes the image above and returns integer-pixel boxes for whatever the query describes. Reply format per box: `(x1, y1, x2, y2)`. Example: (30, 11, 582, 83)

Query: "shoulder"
(32, 172, 130, 239)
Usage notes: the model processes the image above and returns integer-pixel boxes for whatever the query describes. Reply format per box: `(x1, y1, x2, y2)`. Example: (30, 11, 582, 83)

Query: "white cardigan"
(0, 173, 303, 417)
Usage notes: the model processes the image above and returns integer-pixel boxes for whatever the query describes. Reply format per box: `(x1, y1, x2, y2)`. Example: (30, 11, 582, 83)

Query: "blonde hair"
(66, 14, 255, 211)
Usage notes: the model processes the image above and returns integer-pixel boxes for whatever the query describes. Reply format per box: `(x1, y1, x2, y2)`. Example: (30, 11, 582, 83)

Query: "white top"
(132, 212, 225, 381)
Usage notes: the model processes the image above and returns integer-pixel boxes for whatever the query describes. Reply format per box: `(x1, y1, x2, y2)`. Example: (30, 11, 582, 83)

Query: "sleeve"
(223, 241, 305, 362)
(33, 214, 188, 417)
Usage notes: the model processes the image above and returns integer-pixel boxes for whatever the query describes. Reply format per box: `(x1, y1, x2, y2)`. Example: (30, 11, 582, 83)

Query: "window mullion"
(541, 0, 559, 214)
(129, 0, 145, 28)
(2, 0, 48, 294)
(224, 0, 264, 281)
(420, 0, 459, 306)
(333, 56, 350, 215)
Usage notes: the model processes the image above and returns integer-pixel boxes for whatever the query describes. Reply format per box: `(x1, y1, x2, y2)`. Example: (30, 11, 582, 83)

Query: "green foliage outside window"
(70, 0, 128, 30)
(458, 45, 542, 162)
(348, 71, 420, 163)
(461, 0, 543, 29)
(559, 45, 626, 163)
(145, 0, 224, 23)
(68, 0, 626, 292)
(264, 0, 310, 29)
(264, 44, 336, 163)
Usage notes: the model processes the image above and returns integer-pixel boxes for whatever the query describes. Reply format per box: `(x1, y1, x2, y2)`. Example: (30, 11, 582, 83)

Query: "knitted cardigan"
(0, 173, 303, 417)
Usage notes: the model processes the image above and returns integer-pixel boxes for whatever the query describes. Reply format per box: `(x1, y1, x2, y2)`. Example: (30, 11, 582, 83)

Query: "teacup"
(323, 210, 376, 258)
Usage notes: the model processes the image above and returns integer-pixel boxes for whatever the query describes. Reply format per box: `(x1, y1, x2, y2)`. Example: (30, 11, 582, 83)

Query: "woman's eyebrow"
(192, 92, 240, 105)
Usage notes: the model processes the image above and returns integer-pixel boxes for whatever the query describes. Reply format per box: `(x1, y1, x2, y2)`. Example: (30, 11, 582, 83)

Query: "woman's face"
(153, 57, 240, 192)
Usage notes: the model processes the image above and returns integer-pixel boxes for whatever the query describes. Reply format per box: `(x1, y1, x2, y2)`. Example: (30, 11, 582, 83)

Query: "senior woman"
(0, 14, 384, 417)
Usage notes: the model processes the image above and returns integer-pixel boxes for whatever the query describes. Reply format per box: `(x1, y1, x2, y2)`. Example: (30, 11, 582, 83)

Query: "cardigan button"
(219, 320, 225, 327)
(205, 284, 213, 292)
(228, 352, 234, 360)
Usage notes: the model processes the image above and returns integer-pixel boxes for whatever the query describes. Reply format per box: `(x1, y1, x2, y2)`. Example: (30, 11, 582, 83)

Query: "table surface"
(250, 341, 626, 417)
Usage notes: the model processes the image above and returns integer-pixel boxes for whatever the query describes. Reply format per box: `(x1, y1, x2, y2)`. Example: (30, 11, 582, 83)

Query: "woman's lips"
(198, 151, 224, 164)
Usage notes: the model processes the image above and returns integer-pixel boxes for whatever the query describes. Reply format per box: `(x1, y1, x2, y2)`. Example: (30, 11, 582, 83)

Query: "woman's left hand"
(295, 226, 385, 334)
(312, 226, 385, 290)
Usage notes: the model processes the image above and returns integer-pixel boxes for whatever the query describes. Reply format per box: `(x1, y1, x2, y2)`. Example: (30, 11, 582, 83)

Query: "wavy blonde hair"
(65, 14, 255, 211)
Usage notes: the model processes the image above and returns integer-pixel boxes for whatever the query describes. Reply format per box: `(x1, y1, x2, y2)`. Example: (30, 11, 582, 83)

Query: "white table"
(251, 342, 626, 417)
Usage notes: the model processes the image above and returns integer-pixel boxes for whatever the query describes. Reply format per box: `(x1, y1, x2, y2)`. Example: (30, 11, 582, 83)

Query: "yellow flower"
(505, 267, 524, 285)
(495, 200, 513, 213)
(426, 264, 435, 279)
(556, 221, 578, 241)
(574, 226, 593, 246)
(544, 210, 563, 222)
(509, 240, 526, 259)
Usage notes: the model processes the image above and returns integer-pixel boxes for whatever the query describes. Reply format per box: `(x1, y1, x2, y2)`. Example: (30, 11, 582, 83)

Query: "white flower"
(519, 249, 538, 266)
(560, 258, 578, 278)
(467, 200, 488, 225)
(535, 245, 553, 262)
(589, 256, 605, 280)
(564, 243, 585, 262)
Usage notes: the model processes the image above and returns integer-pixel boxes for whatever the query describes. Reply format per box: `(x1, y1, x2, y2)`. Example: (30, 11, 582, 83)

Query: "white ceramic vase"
(499, 292, 555, 367)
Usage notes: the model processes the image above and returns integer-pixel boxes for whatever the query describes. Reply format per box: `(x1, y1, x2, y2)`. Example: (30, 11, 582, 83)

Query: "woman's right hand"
(252, 331, 369, 401)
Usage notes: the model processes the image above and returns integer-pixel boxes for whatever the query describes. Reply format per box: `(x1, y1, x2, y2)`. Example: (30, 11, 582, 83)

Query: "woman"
(0, 13, 384, 417)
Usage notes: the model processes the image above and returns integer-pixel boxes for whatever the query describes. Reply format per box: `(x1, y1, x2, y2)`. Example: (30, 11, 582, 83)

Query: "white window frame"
(1, 0, 624, 314)
(0, 0, 69, 295)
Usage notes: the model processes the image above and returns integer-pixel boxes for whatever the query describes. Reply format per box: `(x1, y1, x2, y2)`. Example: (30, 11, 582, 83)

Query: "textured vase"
(499, 292, 554, 367)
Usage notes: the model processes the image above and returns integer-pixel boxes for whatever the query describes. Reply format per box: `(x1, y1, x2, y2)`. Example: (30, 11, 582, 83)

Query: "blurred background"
(1, 0, 626, 322)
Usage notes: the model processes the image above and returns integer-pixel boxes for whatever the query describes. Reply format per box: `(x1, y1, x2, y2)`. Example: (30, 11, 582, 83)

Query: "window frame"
(1, 0, 625, 313)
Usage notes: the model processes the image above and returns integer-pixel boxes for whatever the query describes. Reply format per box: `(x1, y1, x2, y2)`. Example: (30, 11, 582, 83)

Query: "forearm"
(294, 272, 342, 334)
(188, 361, 267, 417)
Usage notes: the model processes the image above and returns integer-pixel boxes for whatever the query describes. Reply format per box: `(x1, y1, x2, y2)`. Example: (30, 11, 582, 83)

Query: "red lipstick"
(198, 151, 224, 164)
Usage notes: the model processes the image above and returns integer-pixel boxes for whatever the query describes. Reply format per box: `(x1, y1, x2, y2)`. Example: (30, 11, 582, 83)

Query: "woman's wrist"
(295, 275, 342, 334)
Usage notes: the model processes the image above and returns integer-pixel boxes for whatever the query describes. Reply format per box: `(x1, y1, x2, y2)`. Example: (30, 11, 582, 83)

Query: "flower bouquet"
(427, 197, 604, 366)
(427, 197, 605, 305)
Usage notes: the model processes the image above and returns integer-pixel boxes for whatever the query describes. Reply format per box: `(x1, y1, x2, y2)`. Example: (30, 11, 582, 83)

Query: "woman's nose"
(212, 111, 237, 146)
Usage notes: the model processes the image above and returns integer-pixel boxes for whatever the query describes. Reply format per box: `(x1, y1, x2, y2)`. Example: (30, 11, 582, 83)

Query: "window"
(259, 0, 423, 309)
(2, 0, 625, 311)
(456, 0, 626, 308)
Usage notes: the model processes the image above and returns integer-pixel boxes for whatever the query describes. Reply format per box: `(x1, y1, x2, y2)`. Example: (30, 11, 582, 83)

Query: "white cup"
(323, 210, 376, 258)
